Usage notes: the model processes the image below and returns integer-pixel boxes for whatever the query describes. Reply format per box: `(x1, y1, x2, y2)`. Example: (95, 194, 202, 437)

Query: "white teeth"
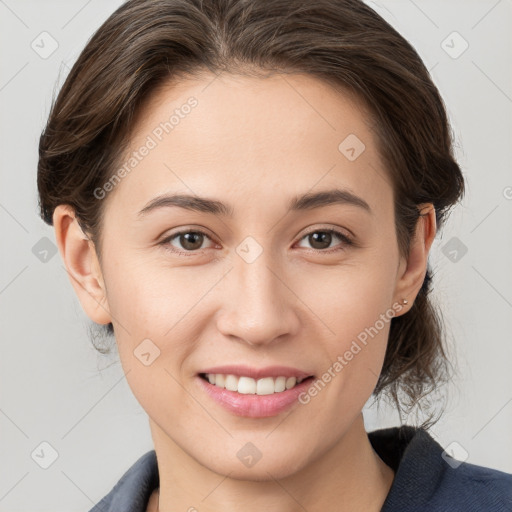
(238, 376, 256, 394)
(225, 374, 238, 392)
(285, 377, 297, 389)
(256, 377, 274, 395)
(274, 376, 286, 392)
(204, 374, 308, 395)
(214, 374, 225, 388)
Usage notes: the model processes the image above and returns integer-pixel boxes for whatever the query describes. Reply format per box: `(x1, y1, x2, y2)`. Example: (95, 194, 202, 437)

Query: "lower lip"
(196, 375, 315, 418)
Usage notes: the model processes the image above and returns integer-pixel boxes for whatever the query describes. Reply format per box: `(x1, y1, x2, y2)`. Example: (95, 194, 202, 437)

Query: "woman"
(37, 0, 512, 511)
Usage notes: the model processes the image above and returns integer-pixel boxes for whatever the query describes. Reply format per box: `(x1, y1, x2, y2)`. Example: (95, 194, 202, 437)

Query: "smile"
(196, 373, 316, 418)
(199, 373, 312, 395)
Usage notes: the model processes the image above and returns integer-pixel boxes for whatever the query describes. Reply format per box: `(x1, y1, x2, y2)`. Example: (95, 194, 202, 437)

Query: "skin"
(53, 72, 436, 512)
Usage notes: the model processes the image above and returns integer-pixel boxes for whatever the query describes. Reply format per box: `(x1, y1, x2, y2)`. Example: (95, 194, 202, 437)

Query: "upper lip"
(199, 365, 314, 380)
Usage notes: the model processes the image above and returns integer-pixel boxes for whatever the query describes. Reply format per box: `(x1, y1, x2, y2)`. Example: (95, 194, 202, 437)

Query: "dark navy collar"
(89, 425, 512, 512)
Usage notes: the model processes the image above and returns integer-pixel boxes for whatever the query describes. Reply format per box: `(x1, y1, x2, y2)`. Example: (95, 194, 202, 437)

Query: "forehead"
(105, 71, 392, 222)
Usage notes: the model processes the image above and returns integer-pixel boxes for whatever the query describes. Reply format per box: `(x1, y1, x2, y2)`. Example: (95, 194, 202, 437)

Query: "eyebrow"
(137, 188, 372, 219)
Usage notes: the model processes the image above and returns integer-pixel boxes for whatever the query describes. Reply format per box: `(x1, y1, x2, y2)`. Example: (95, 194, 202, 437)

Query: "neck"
(148, 414, 394, 512)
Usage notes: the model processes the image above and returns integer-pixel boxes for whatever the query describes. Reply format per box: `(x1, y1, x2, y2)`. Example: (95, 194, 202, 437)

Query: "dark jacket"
(89, 425, 512, 511)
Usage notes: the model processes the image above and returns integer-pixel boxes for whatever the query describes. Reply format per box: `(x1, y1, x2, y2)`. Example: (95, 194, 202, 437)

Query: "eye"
(159, 227, 354, 255)
(160, 229, 216, 253)
(296, 228, 354, 252)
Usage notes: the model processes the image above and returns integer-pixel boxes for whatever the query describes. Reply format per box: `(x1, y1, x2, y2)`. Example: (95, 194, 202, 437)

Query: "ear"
(53, 204, 112, 325)
(392, 203, 437, 313)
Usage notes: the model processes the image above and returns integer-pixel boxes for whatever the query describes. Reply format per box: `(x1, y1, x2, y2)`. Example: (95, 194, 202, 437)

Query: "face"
(66, 72, 425, 480)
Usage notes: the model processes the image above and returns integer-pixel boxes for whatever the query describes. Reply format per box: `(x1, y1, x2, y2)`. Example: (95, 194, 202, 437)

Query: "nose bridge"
(217, 241, 298, 345)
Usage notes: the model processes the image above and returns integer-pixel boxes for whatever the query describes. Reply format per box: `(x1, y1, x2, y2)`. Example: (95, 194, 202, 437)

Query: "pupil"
(182, 232, 203, 250)
(310, 232, 331, 249)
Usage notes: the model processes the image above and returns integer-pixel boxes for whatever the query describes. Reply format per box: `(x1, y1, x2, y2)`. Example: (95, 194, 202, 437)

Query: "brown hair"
(37, 0, 465, 426)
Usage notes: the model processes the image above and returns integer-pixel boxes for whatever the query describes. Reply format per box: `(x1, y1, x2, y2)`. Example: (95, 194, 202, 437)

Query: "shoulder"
(89, 450, 159, 512)
(368, 425, 512, 512)
(437, 458, 512, 509)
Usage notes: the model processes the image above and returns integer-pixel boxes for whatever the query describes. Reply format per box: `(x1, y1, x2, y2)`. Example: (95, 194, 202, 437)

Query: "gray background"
(1, 0, 511, 510)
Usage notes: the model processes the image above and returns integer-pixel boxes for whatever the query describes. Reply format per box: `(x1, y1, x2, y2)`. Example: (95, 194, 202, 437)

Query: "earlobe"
(393, 203, 437, 311)
(53, 205, 112, 325)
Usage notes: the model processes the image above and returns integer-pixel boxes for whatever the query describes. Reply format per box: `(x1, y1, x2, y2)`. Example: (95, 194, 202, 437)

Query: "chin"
(200, 448, 309, 481)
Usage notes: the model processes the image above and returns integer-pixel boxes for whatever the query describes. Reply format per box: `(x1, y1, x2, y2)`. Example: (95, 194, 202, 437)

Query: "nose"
(216, 251, 300, 347)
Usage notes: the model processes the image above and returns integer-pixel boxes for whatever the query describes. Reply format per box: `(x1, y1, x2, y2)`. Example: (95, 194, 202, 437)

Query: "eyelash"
(159, 227, 354, 255)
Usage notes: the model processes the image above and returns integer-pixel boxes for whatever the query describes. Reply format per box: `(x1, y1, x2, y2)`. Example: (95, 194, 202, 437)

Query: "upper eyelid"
(164, 222, 352, 237)
(300, 226, 352, 238)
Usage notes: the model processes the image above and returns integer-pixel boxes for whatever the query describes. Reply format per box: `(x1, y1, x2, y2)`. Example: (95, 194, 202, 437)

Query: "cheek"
(103, 255, 213, 393)
(103, 251, 205, 336)
(296, 253, 396, 337)
(293, 257, 397, 400)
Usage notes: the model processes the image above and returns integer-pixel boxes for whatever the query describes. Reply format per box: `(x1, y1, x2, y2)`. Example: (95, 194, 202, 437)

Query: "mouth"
(195, 364, 317, 417)
(198, 372, 316, 395)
